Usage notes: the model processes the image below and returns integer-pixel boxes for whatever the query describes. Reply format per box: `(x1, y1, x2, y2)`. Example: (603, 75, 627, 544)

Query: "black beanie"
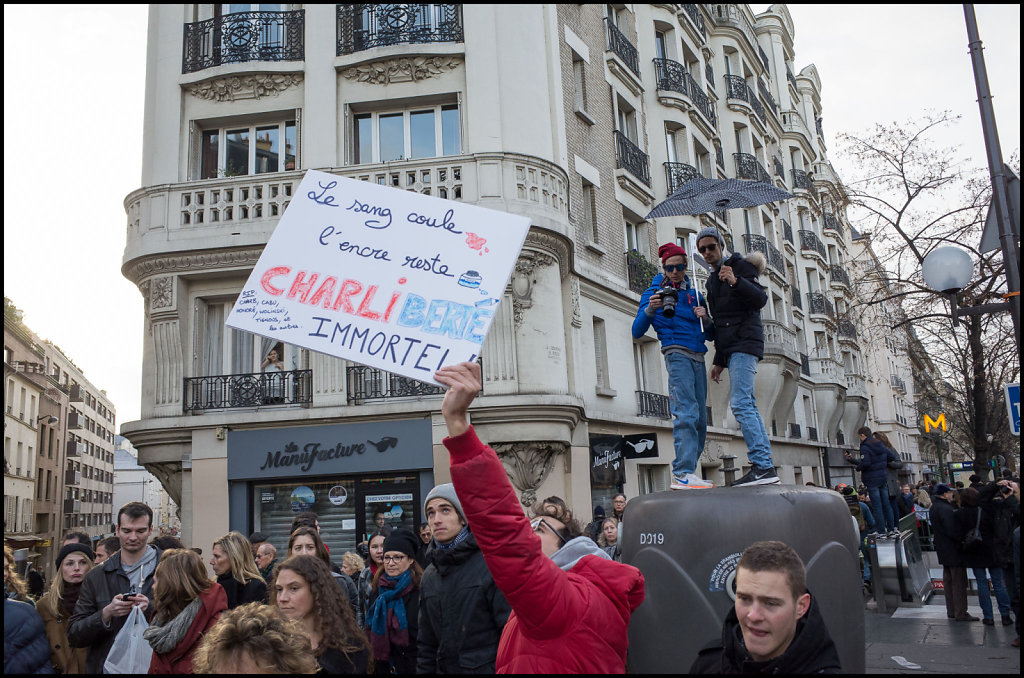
(382, 529, 420, 559)
(56, 543, 95, 569)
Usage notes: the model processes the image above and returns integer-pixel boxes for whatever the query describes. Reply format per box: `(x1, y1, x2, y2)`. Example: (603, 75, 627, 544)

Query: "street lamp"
(922, 246, 1012, 325)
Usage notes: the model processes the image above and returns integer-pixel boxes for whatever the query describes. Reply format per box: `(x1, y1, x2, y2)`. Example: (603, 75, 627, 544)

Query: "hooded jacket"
(689, 594, 841, 674)
(704, 252, 768, 367)
(148, 582, 228, 674)
(852, 438, 895, 489)
(4, 598, 54, 675)
(632, 273, 713, 352)
(444, 427, 646, 674)
(417, 530, 512, 674)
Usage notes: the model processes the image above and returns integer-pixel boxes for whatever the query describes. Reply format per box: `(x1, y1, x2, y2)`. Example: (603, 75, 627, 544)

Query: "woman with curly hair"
(270, 555, 370, 674)
(367, 530, 423, 674)
(4, 545, 32, 604)
(288, 526, 358, 617)
(145, 548, 228, 673)
(38, 543, 94, 673)
(193, 602, 318, 674)
(210, 531, 267, 609)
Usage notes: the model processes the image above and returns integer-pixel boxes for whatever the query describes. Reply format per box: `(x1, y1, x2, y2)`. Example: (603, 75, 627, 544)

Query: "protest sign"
(226, 169, 531, 385)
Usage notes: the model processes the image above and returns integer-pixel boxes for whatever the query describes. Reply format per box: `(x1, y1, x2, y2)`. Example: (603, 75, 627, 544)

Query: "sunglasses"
(697, 243, 719, 254)
(663, 263, 687, 272)
(530, 517, 567, 546)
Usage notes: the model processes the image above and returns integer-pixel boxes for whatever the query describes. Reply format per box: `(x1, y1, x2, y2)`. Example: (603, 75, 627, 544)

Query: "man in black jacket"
(68, 501, 161, 673)
(695, 227, 778, 486)
(690, 541, 840, 674)
(417, 483, 511, 673)
(930, 484, 976, 621)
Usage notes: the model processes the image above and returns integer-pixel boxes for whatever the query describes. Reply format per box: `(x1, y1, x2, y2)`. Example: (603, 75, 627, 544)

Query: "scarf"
(61, 581, 83, 618)
(121, 546, 158, 589)
(367, 569, 414, 662)
(433, 526, 470, 551)
(143, 596, 203, 654)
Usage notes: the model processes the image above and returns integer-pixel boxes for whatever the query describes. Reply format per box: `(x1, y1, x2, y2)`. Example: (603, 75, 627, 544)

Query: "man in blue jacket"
(633, 242, 714, 489)
(845, 427, 898, 537)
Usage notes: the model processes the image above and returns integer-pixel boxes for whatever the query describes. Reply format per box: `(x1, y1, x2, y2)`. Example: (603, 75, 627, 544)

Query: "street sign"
(1005, 382, 1020, 437)
(980, 165, 1020, 254)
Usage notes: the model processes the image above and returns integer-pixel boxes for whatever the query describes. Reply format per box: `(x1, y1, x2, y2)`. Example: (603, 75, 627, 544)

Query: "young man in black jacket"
(690, 541, 841, 674)
(695, 227, 778, 486)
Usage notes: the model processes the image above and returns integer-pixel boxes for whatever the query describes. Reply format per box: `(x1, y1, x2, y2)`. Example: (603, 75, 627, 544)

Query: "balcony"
(664, 162, 701, 195)
(766, 240, 784, 277)
(829, 264, 851, 290)
(782, 219, 794, 248)
(614, 131, 651, 188)
(626, 250, 658, 294)
(807, 292, 835, 322)
(791, 169, 816, 195)
(791, 285, 803, 311)
(733, 153, 771, 184)
(680, 4, 706, 40)
(762, 320, 799, 364)
(846, 373, 868, 399)
(604, 18, 640, 77)
(807, 426, 819, 442)
(890, 375, 907, 394)
(183, 370, 312, 413)
(790, 422, 802, 438)
(743, 233, 784, 277)
(781, 110, 813, 146)
(654, 62, 716, 132)
(67, 411, 83, 429)
(66, 440, 84, 457)
(799, 353, 810, 377)
(774, 156, 785, 180)
(809, 349, 843, 381)
(724, 76, 766, 125)
(637, 391, 671, 419)
(758, 80, 777, 115)
(336, 4, 463, 55)
(63, 498, 81, 514)
(183, 10, 305, 73)
(68, 384, 83, 402)
(823, 213, 844, 238)
(798, 229, 827, 262)
(838, 318, 858, 343)
(65, 469, 81, 487)
(347, 365, 445, 404)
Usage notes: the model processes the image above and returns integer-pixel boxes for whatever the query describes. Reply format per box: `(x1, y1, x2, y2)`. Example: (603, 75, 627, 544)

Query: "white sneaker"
(671, 473, 714, 490)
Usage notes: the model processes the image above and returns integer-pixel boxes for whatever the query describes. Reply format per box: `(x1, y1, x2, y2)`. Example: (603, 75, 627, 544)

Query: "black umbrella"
(646, 176, 793, 219)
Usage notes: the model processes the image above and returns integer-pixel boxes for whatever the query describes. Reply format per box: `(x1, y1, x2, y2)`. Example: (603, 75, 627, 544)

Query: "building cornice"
(122, 246, 265, 287)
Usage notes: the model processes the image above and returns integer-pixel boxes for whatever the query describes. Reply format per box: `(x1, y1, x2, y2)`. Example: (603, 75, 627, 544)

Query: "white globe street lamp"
(922, 247, 974, 294)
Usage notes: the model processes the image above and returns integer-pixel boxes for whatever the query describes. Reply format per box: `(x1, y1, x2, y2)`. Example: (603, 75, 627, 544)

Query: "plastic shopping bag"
(102, 604, 153, 674)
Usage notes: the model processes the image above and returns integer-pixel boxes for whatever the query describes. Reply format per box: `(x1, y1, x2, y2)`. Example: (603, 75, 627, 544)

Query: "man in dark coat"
(417, 483, 512, 673)
(695, 226, 778, 487)
(690, 541, 841, 674)
(845, 427, 898, 536)
(930, 484, 976, 621)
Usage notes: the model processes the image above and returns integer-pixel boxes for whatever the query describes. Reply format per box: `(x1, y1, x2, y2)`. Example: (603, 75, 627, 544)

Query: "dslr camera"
(658, 282, 679, 319)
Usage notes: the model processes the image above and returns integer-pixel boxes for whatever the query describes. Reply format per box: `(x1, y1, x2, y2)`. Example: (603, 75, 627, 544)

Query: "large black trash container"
(622, 485, 864, 673)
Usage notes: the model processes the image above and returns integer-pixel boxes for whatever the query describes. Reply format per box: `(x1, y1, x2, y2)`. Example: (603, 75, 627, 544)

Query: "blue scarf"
(367, 569, 414, 662)
(434, 526, 470, 551)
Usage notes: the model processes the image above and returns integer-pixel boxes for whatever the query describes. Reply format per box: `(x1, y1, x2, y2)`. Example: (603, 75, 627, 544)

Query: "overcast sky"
(3, 4, 1020, 426)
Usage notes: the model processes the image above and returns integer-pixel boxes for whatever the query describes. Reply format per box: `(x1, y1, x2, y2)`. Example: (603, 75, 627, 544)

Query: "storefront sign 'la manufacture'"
(226, 170, 531, 385)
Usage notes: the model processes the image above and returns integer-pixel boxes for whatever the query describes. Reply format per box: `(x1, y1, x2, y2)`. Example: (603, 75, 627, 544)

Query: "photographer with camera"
(632, 242, 714, 490)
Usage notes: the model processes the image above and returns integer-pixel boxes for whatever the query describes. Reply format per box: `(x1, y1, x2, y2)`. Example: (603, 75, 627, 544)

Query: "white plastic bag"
(102, 604, 153, 674)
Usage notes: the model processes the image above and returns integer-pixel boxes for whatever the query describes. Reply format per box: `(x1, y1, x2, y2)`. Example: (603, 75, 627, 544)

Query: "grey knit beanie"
(423, 483, 465, 522)
(695, 226, 726, 251)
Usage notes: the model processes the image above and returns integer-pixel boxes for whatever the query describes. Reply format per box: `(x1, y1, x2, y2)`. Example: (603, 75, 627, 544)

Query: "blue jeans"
(666, 352, 707, 477)
(972, 567, 1011, 620)
(727, 352, 773, 469)
(867, 485, 894, 532)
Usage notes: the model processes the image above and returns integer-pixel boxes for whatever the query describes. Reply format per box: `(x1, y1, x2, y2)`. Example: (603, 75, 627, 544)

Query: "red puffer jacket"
(148, 582, 228, 674)
(445, 427, 645, 674)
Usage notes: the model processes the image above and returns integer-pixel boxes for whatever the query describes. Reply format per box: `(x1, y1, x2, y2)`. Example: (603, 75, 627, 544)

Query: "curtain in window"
(204, 304, 224, 376)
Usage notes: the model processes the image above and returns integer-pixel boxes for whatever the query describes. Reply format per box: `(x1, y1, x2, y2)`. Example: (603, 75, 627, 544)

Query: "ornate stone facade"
(188, 73, 303, 102)
(341, 56, 463, 84)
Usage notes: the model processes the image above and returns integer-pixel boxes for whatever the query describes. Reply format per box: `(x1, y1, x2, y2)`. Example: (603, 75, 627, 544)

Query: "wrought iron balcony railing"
(774, 156, 785, 179)
(184, 369, 312, 412)
(791, 169, 816, 194)
(799, 229, 827, 260)
(336, 4, 463, 55)
(791, 285, 802, 310)
(705, 62, 715, 88)
(786, 65, 797, 89)
(889, 375, 907, 393)
(838, 318, 858, 341)
(733, 153, 771, 184)
(829, 264, 851, 288)
(799, 354, 810, 377)
(766, 240, 784, 276)
(347, 365, 445, 403)
(725, 76, 766, 123)
(614, 130, 651, 187)
(758, 80, 777, 114)
(626, 250, 658, 294)
(605, 18, 639, 76)
(665, 162, 701, 195)
(681, 4, 706, 39)
(782, 219, 793, 245)
(637, 390, 671, 419)
(715, 144, 725, 169)
(183, 10, 305, 73)
(653, 58, 688, 95)
(790, 422, 802, 438)
(743, 233, 767, 257)
(823, 212, 843, 236)
(682, 71, 716, 127)
(807, 426, 819, 442)
(758, 45, 770, 72)
(807, 292, 835, 320)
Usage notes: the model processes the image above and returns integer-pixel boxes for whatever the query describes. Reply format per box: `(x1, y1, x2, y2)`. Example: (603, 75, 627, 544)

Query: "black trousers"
(943, 565, 969, 618)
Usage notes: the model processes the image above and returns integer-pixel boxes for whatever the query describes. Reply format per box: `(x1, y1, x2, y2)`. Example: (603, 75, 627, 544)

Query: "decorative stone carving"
(342, 56, 462, 85)
(492, 441, 567, 508)
(124, 247, 265, 286)
(188, 73, 303, 102)
(569, 276, 582, 328)
(510, 250, 554, 329)
(150, 276, 174, 311)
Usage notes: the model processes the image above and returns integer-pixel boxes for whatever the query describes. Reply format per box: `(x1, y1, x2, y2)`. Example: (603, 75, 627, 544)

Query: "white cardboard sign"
(226, 170, 530, 385)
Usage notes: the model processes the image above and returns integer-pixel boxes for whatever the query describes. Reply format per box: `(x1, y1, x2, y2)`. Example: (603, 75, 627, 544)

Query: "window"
(573, 57, 588, 114)
(200, 120, 296, 179)
(593, 317, 614, 395)
(353, 104, 460, 164)
(198, 298, 301, 377)
(615, 98, 638, 143)
(582, 182, 598, 242)
(654, 30, 667, 60)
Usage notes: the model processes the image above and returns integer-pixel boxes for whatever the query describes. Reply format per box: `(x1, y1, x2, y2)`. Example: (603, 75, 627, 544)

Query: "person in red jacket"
(434, 361, 646, 673)
(144, 549, 228, 674)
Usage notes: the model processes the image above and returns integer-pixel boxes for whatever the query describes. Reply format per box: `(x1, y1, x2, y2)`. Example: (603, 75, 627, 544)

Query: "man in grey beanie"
(418, 483, 511, 673)
(694, 226, 779, 486)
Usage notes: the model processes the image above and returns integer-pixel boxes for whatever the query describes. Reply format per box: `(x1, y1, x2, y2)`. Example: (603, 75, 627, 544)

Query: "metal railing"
(808, 426, 818, 441)
(665, 161, 701, 194)
(758, 45, 770, 72)
(792, 169, 816, 193)
(653, 58, 687, 94)
(743, 233, 768, 256)
(799, 354, 810, 377)
(838, 319, 858, 341)
(782, 219, 793, 245)
(823, 212, 843, 236)
(626, 250, 658, 294)
(829, 264, 851, 288)
(890, 375, 907, 393)
(774, 156, 785, 179)
(336, 4, 463, 55)
(807, 292, 835, 320)
(790, 422, 802, 438)
(766, 240, 784, 276)
(183, 10, 304, 73)
(614, 130, 651, 187)
(681, 4, 706, 39)
(799, 229, 827, 260)
(637, 391, 671, 419)
(758, 80, 777, 114)
(791, 285, 802, 310)
(685, 72, 717, 127)
(605, 18, 639, 76)
(347, 365, 445, 403)
(184, 369, 312, 412)
(734, 153, 771, 184)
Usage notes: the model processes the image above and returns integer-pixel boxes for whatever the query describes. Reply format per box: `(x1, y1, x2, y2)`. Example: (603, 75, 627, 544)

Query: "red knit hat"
(658, 242, 687, 263)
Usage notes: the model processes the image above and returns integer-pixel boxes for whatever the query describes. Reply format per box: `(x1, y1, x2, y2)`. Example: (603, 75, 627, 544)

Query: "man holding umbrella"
(695, 226, 779, 486)
(632, 242, 715, 489)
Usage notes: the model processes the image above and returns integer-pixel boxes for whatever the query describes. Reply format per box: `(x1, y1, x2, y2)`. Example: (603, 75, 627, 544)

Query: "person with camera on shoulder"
(632, 242, 714, 490)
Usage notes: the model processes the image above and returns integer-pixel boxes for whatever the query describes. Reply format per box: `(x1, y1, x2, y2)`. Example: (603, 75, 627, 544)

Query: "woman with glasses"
(367, 530, 422, 674)
(434, 361, 646, 673)
(271, 555, 370, 674)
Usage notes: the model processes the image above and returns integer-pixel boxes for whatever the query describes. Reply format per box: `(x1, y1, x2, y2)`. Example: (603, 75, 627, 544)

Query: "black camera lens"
(660, 284, 679, 318)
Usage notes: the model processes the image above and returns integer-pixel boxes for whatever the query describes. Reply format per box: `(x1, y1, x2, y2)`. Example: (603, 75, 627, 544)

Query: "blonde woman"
(211, 531, 267, 609)
(38, 543, 94, 673)
(3, 545, 32, 604)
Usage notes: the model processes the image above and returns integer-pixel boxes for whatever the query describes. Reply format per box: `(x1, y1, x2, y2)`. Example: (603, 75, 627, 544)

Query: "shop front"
(226, 418, 434, 559)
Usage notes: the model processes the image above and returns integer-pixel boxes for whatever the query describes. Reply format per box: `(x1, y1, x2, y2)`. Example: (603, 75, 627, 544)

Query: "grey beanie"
(695, 226, 726, 250)
(423, 483, 465, 522)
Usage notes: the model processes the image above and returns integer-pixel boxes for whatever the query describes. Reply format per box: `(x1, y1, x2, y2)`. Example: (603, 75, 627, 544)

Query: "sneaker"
(887, 529, 900, 538)
(671, 473, 714, 490)
(729, 467, 781, 487)
(982, 618, 995, 626)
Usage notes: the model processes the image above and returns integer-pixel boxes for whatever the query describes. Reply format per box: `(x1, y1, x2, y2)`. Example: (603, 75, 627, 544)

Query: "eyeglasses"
(663, 263, 686, 272)
(697, 243, 719, 254)
(382, 555, 408, 564)
(530, 517, 567, 546)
